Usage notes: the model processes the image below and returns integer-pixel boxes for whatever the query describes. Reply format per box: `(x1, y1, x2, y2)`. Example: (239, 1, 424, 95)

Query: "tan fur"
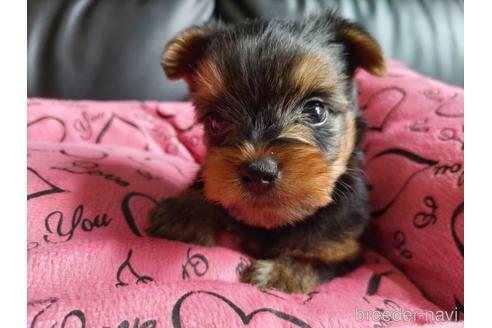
(191, 59, 225, 103)
(329, 111, 357, 181)
(290, 54, 350, 112)
(240, 257, 321, 293)
(292, 53, 336, 95)
(340, 27, 386, 76)
(203, 142, 333, 228)
(241, 229, 362, 292)
(161, 27, 210, 80)
(202, 109, 357, 229)
(286, 236, 360, 264)
(278, 123, 315, 145)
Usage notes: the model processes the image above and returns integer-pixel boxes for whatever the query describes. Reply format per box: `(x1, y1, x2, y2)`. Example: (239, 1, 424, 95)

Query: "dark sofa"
(28, 0, 463, 101)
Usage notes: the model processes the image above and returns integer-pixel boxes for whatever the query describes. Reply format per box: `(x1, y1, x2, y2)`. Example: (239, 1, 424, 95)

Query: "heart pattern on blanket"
(28, 116, 67, 142)
(27, 60, 463, 326)
(360, 86, 406, 132)
(365, 148, 439, 219)
(121, 192, 160, 237)
(356, 63, 464, 314)
(27, 166, 65, 200)
(172, 290, 311, 328)
(96, 114, 150, 150)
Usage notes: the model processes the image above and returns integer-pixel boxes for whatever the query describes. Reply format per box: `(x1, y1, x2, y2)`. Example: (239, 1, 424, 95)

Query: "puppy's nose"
(240, 157, 279, 193)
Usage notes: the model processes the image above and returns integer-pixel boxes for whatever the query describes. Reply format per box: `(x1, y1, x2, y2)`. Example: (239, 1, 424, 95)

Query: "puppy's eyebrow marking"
(290, 53, 349, 112)
(279, 123, 314, 145)
(292, 53, 335, 92)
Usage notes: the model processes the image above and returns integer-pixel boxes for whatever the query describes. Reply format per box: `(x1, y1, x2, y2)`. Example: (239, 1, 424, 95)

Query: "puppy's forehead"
(193, 25, 346, 119)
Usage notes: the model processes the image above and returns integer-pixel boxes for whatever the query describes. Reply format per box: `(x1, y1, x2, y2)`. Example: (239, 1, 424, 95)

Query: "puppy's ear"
(161, 26, 216, 80)
(336, 22, 386, 77)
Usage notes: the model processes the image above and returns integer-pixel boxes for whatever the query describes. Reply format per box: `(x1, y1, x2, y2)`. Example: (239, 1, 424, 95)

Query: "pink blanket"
(27, 61, 463, 327)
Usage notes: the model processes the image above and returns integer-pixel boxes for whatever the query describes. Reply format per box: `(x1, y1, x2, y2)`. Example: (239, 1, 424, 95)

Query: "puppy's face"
(162, 13, 384, 229)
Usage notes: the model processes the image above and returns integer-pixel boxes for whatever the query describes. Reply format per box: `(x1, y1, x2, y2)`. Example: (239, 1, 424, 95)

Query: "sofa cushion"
(28, 98, 452, 327)
(357, 61, 464, 315)
(27, 0, 214, 101)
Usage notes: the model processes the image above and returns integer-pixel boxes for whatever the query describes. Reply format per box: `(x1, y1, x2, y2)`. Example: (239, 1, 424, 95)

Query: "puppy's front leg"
(146, 181, 227, 246)
(240, 236, 361, 293)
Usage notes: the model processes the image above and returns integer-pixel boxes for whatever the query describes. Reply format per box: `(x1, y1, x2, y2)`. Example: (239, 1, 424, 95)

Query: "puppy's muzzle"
(239, 156, 280, 193)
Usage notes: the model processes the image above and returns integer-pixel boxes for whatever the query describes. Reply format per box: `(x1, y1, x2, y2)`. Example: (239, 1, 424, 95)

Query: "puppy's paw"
(239, 260, 276, 290)
(239, 259, 319, 294)
(146, 197, 215, 246)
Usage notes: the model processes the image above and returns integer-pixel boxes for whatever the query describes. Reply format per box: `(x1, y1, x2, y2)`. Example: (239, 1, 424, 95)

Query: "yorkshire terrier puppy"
(147, 11, 385, 293)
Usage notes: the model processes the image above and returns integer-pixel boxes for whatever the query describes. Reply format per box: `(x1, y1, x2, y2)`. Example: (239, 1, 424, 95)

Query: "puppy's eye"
(205, 116, 227, 136)
(302, 100, 328, 125)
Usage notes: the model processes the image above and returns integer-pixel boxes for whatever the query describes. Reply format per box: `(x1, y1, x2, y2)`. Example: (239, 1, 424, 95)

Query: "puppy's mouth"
(201, 143, 339, 228)
(235, 186, 285, 208)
